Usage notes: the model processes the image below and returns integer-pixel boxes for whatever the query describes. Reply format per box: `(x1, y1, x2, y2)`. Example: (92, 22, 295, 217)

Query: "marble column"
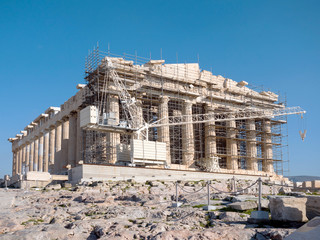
(29, 140, 34, 171)
(15, 149, 19, 175)
(49, 126, 56, 172)
(61, 117, 69, 170)
(246, 119, 258, 171)
(12, 151, 17, 176)
(25, 142, 30, 173)
(18, 147, 23, 174)
(135, 99, 144, 140)
(43, 130, 50, 172)
(204, 103, 217, 159)
(182, 100, 194, 167)
(107, 95, 120, 164)
(38, 134, 44, 172)
(263, 120, 274, 173)
(76, 110, 83, 165)
(68, 113, 77, 167)
(22, 145, 26, 174)
(55, 122, 62, 173)
(34, 138, 39, 171)
(158, 96, 171, 165)
(226, 120, 238, 170)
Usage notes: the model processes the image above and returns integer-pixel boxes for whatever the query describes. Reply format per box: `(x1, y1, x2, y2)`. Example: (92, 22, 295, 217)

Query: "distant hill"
(286, 176, 320, 182)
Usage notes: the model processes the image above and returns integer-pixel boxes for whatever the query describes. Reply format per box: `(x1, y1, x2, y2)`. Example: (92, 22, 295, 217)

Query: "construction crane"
(101, 57, 145, 130)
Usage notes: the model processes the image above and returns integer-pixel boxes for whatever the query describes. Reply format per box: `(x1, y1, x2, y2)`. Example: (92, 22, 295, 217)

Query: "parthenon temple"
(8, 49, 290, 185)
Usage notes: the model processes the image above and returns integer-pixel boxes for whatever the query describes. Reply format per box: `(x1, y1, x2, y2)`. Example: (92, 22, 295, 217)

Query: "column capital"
(69, 111, 77, 117)
(43, 130, 50, 136)
(184, 99, 193, 107)
(55, 120, 62, 126)
(62, 116, 69, 121)
(160, 95, 169, 103)
(204, 102, 215, 111)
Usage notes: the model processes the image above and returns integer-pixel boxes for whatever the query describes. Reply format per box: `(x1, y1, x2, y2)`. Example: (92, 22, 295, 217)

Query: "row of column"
(12, 111, 81, 176)
(156, 99, 274, 173)
(11, 97, 274, 175)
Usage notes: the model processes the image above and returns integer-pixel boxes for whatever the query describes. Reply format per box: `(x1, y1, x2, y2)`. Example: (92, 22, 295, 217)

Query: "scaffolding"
(81, 46, 295, 176)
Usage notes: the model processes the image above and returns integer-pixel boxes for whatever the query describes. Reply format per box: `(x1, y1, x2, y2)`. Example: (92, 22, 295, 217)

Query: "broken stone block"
(269, 196, 307, 222)
(228, 201, 257, 211)
(219, 212, 247, 222)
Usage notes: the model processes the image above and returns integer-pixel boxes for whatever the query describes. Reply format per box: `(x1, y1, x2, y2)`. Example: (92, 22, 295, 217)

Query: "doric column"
(246, 119, 258, 171)
(76, 110, 83, 165)
(38, 134, 44, 172)
(29, 140, 34, 171)
(182, 100, 194, 167)
(49, 126, 56, 172)
(61, 117, 69, 170)
(107, 95, 120, 164)
(158, 96, 171, 165)
(68, 113, 77, 167)
(18, 147, 23, 174)
(34, 138, 39, 171)
(263, 120, 274, 173)
(55, 121, 62, 173)
(43, 130, 50, 172)
(15, 149, 19, 175)
(204, 103, 217, 159)
(226, 120, 238, 170)
(12, 151, 17, 176)
(135, 99, 144, 140)
(25, 142, 30, 173)
(21, 145, 26, 175)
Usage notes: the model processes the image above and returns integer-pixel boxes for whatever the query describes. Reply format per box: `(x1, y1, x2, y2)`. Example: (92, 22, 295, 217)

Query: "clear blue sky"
(0, 0, 319, 177)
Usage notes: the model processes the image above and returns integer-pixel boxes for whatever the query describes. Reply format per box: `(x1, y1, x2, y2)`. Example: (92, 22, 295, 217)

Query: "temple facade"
(8, 53, 288, 184)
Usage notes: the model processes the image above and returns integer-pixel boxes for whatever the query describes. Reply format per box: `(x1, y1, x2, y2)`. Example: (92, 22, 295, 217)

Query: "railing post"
(258, 178, 262, 211)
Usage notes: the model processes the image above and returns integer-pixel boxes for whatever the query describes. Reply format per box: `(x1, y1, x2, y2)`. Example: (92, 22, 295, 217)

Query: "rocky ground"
(0, 180, 298, 240)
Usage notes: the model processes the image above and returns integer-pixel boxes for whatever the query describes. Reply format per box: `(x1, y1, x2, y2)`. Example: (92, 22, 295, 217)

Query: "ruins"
(7, 48, 305, 186)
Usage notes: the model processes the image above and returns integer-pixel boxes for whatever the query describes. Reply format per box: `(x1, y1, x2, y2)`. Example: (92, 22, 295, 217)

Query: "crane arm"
(103, 57, 144, 129)
(139, 106, 306, 131)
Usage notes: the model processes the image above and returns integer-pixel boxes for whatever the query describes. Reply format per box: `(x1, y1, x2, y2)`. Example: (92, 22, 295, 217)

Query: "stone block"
(231, 195, 258, 202)
(248, 211, 270, 223)
(26, 171, 51, 181)
(269, 196, 307, 222)
(302, 181, 312, 188)
(228, 201, 257, 211)
(250, 210, 269, 219)
(219, 212, 246, 221)
(306, 196, 320, 220)
(312, 180, 320, 189)
(286, 216, 320, 240)
(202, 205, 216, 211)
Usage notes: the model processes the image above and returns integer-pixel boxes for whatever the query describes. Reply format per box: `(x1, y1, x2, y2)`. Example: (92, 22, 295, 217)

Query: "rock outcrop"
(0, 180, 297, 239)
